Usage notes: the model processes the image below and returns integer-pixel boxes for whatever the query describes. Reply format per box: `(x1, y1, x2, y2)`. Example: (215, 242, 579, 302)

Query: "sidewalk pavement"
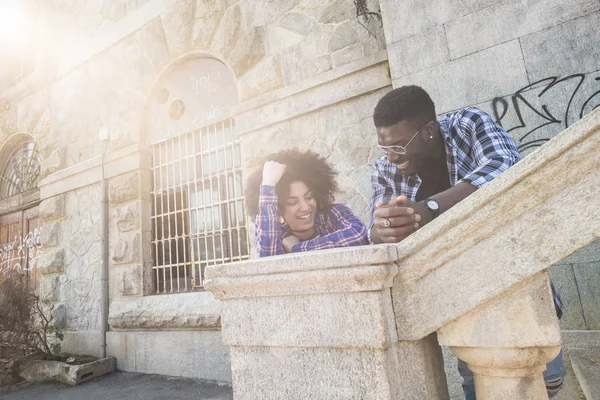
(0, 371, 233, 400)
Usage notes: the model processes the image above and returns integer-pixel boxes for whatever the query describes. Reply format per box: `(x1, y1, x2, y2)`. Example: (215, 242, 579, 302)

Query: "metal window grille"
(0, 141, 42, 199)
(150, 119, 250, 293)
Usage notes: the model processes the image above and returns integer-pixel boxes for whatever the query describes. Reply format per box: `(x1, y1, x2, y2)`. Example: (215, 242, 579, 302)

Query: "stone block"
(40, 221, 61, 248)
(228, 27, 266, 78)
(38, 248, 66, 275)
(328, 20, 359, 53)
(318, 0, 354, 24)
(109, 171, 140, 205)
(39, 195, 65, 222)
(110, 264, 143, 297)
(209, 3, 243, 59)
(135, 17, 170, 75)
(331, 42, 363, 69)
(161, 0, 196, 58)
(40, 147, 65, 179)
(561, 240, 600, 264)
(238, 54, 284, 101)
(445, 0, 600, 59)
(114, 202, 140, 233)
(379, 0, 501, 42)
(570, 349, 600, 400)
(111, 232, 140, 265)
(521, 11, 600, 80)
(573, 262, 600, 329)
(192, 0, 225, 50)
(279, 12, 315, 35)
(108, 291, 221, 330)
(393, 40, 528, 113)
(40, 275, 60, 302)
(106, 330, 231, 383)
(548, 264, 586, 330)
(280, 44, 331, 86)
(60, 331, 102, 358)
(387, 26, 449, 79)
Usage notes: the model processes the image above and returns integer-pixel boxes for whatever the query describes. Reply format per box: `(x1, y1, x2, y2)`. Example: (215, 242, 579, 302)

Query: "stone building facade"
(0, 0, 598, 394)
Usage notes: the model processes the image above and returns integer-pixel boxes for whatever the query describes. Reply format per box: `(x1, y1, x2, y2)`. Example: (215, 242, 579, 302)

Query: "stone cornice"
(391, 108, 600, 339)
(204, 245, 398, 300)
(38, 143, 151, 199)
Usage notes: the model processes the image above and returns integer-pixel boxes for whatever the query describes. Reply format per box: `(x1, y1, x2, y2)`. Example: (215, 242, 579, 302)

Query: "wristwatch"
(424, 199, 440, 219)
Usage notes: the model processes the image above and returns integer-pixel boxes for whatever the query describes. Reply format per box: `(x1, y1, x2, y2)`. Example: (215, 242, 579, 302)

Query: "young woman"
(245, 149, 369, 257)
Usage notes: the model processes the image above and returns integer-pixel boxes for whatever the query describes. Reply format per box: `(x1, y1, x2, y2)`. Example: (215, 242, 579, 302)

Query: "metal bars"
(150, 119, 250, 294)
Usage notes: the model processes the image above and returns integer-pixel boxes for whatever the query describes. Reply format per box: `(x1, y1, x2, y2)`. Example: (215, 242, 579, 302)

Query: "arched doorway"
(0, 135, 42, 290)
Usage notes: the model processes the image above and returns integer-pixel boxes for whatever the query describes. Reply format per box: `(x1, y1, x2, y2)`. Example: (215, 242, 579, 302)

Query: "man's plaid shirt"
(255, 185, 368, 257)
(369, 107, 563, 316)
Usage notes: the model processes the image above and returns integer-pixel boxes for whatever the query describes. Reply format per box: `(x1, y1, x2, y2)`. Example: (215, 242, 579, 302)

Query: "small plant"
(0, 271, 65, 384)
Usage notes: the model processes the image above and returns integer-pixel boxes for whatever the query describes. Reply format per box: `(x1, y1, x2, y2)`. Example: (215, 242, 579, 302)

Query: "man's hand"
(372, 196, 433, 243)
(283, 236, 300, 253)
(262, 161, 286, 186)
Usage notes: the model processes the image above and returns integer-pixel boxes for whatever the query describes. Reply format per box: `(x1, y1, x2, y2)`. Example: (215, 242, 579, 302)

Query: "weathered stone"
(161, 0, 196, 58)
(39, 195, 65, 222)
(547, 264, 586, 330)
(108, 291, 221, 329)
(109, 171, 140, 205)
(238, 55, 284, 101)
(209, 3, 243, 59)
(570, 348, 600, 400)
(38, 248, 66, 275)
(561, 240, 600, 264)
(40, 275, 61, 302)
(19, 357, 115, 386)
(279, 12, 315, 35)
(521, 11, 600, 81)
(40, 147, 65, 179)
(280, 44, 331, 86)
(318, 0, 354, 24)
(331, 42, 363, 68)
(115, 202, 140, 233)
(110, 264, 142, 297)
(379, 0, 502, 42)
(228, 27, 266, 78)
(299, 23, 336, 58)
(135, 17, 170, 75)
(106, 330, 230, 382)
(445, 0, 600, 59)
(394, 40, 528, 114)
(51, 302, 67, 327)
(101, 1, 126, 21)
(111, 232, 140, 265)
(328, 21, 359, 53)
(192, 0, 225, 49)
(41, 221, 61, 248)
(17, 89, 50, 134)
(387, 25, 449, 79)
(266, 25, 303, 54)
(573, 262, 600, 330)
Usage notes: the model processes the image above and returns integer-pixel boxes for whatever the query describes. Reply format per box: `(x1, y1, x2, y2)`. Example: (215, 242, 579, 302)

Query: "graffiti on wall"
(0, 229, 42, 275)
(491, 74, 600, 154)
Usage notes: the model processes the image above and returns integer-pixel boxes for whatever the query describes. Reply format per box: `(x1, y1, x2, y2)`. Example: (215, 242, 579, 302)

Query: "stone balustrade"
(204, 108, 600, 399)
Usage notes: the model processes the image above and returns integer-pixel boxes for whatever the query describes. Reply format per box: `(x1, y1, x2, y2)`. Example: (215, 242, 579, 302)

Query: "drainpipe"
(99, 132, 109, 359)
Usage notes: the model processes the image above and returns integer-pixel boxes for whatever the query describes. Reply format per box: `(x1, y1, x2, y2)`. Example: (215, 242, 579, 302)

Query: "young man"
(369, 86, 565, 399)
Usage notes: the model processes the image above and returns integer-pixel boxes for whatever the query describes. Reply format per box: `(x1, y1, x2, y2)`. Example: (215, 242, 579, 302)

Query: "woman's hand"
(283, 236, 300, 253)
(261, 161, 286, 186)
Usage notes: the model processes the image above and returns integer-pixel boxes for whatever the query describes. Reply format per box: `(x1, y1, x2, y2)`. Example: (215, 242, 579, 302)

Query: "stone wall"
(380, 0, 600, 331)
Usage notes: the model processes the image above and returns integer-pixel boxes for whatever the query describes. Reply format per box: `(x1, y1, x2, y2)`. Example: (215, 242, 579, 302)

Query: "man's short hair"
(373, 85, 436, 128)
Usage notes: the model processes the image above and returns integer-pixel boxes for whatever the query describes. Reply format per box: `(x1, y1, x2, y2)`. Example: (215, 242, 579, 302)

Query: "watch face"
(427, 200, 440, 210)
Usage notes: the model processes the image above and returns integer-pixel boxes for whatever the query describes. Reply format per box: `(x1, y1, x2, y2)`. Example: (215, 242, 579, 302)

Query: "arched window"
(145, 56, 250, 294)
(0, 140, 42, 200)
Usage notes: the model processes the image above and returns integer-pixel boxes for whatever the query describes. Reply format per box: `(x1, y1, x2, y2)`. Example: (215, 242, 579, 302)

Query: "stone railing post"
(204, 246, 449, 400)
(437, 272, 561, 399)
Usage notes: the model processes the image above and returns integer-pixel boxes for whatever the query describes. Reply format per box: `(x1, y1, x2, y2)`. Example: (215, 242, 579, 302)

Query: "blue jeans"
(458, 349, 566, 400)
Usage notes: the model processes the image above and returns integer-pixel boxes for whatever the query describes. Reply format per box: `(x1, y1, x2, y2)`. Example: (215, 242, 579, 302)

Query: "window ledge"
(109, 291, 221, 331)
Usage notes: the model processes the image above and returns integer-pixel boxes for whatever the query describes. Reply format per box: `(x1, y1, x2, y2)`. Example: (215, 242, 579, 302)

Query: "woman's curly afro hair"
(245, 149, 338, 217)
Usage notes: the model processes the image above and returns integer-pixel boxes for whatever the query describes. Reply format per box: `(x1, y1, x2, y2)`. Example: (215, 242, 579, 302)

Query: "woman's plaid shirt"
(254, 185, 368, 257)
(369, 107, 563, 316)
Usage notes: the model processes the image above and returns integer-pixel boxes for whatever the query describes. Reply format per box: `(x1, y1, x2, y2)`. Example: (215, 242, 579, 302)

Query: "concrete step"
(570, 349, 600, 400)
